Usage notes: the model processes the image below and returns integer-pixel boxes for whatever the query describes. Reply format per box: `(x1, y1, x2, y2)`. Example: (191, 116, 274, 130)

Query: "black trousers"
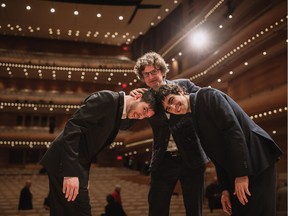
(148, 153, 206, 216)
(230, 163, 277, 216)
(48, 173, 91, 216)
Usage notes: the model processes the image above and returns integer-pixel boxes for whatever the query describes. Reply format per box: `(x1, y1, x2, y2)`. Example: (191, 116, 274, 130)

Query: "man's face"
(142, 65, 164, 90)
(127, 101, 155, 119)
(162, 94, 189, 115)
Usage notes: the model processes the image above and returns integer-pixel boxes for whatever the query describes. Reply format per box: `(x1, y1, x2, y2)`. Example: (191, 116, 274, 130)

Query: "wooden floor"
(0, 166, 285, 216)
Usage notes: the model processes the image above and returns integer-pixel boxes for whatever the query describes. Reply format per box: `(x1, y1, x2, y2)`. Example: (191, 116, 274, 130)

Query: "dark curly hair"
(141, 89, 159, 115)
(156, 84, 185, 109)
(133, 51, 169, 80)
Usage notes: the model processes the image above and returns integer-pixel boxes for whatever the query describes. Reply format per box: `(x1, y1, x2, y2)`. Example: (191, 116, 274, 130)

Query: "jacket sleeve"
(172, 79, 201, 93)
(214, 162, 230, 192)
(61, 92, 112, 177)
(202, 89, 252, 177)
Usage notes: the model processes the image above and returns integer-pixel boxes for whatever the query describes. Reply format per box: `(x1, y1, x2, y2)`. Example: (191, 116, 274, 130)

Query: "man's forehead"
(144, 65, 155, 71)
(141, 101, 151, 107)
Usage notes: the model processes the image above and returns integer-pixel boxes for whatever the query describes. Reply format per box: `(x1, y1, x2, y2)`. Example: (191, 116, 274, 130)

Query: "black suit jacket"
(189, 88, 282, 190)
(149, 79, 209, 171)
(40, 90, 124, 178)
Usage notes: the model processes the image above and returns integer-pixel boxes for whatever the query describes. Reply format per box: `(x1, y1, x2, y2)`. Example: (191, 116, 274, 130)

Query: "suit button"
(243, 161, 248, 168)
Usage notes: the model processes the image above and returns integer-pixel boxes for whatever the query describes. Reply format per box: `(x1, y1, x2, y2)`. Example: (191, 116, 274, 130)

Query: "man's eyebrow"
(143, 68, 156, 74)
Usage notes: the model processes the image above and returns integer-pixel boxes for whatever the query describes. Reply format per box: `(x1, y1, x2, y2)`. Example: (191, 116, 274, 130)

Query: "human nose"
(169, 104, 176, 113)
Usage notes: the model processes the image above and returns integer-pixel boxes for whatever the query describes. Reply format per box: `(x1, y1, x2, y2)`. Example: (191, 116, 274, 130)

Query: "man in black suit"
(129, 52, 209, 216)
(156, 84, 282, 216)
(40, 89, 156, 216)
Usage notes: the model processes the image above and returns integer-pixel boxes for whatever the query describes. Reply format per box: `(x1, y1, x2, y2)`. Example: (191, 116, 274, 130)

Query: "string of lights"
(190, 16, 287, 81)
(1, 106, 285, 148)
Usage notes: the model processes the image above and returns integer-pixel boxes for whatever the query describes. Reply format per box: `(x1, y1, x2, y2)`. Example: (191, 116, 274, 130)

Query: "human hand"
(221, 190, 232, 215)
(234, 176, 251, 205)
(130, 88, 148, 97)
(63, 177, 79, 202)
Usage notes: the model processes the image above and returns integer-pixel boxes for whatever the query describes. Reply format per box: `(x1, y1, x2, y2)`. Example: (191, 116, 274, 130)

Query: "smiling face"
(142, 65, 165, 90)
(162, 94, 190, 115)
(127, 101, 155, 119)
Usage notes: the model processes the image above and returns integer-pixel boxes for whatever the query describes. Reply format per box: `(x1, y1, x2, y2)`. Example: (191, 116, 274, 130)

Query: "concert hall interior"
(0, 0, 286, 215)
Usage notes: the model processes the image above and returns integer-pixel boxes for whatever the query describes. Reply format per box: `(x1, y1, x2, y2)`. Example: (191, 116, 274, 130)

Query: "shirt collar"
(121, 92, 127, 119)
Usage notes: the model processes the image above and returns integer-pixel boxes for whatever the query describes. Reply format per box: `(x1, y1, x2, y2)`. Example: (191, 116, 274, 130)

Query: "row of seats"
(1, 166, 285, 216)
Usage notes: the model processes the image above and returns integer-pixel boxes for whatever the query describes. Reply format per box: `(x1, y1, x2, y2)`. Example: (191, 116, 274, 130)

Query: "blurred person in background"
(18, 179, 33, 210)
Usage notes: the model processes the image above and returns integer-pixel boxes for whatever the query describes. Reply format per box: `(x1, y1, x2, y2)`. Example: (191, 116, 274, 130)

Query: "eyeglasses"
(142, 69, 160, 78)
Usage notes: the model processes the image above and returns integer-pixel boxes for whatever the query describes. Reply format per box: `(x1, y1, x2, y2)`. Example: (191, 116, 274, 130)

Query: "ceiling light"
(119, 16, 124, 20)
(74, 10, 79, 15)
(50, 8, 55, 13)
(1, 3, 6, 7)
(190, 30, 209, 48)
(96, 13, 101, 18)
(26, 5, 31, 10)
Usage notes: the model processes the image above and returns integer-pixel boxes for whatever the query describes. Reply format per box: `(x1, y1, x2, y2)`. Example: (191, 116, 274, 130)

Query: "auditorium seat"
(0, 166, 230, 216)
